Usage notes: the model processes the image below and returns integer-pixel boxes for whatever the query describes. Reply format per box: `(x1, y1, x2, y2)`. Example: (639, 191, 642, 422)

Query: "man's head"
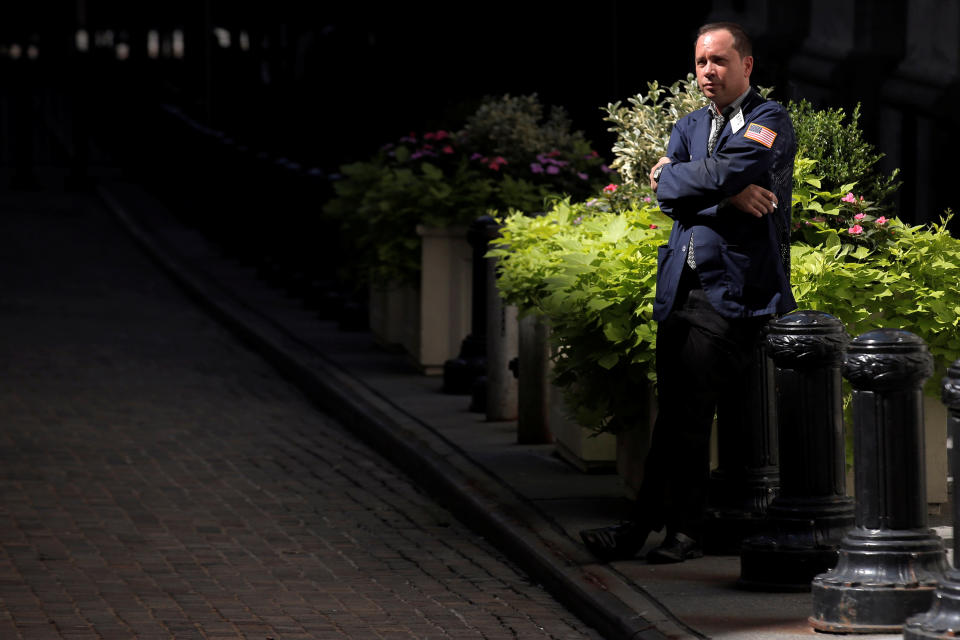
(694, 22, 753, 110)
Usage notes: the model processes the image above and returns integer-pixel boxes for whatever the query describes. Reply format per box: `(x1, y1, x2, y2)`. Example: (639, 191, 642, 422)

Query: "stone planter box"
(367, 225, 472, 374)
(368, 282, 416, 350)
(549, 386, 617, 472)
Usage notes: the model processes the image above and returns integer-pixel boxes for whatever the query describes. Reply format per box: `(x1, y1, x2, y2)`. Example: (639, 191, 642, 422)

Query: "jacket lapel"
(713, 88, 763, 155)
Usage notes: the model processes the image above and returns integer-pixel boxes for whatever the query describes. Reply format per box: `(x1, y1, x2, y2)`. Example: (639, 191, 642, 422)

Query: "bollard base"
(903, 571, 960, 640)
(442, 356, 485, 395)
(810, 584, 938, 634)
(810, 528, 947, 633)
(739, 542, 838, 592)
(737, 506, 853, 590)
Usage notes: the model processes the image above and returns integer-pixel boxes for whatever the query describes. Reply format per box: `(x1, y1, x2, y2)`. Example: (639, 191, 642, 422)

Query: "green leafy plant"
(491, 198, 672, 432)
(792, 213, 960, 394)
(324, 130, 495, 287)
(788, 100, 900, 213)
(324, 95, 611, 288)
(463, 94, 611, 204)
(791, 156, 896, 251)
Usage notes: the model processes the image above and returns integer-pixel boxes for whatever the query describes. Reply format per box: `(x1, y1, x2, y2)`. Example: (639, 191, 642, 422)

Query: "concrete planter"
(549, 385, 617, 472)
(368, 282, 417, 350)
(367, 225, 472, 374)
(414, 225, 472, 374)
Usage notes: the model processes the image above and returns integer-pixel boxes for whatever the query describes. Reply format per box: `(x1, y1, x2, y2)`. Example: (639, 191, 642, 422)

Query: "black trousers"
(634, 265, 768, 538)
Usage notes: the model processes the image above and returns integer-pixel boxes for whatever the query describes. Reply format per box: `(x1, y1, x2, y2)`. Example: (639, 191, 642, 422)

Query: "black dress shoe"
(646, 531, 703, 564)
(579, 522, 650, 562)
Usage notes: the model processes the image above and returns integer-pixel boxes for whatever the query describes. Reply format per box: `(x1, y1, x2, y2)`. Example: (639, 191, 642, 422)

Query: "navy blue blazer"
(653, 88, 798, 321)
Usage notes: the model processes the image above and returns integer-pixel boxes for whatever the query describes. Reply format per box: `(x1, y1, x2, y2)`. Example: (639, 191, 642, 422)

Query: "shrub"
(324, 96, 611, 287)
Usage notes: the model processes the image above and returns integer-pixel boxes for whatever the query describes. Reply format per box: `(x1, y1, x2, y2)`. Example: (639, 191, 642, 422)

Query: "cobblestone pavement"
(0, 192, 602, 639)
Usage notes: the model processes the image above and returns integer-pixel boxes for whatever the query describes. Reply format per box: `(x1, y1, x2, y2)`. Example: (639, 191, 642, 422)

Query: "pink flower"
(577, 172, 588, 180)
(487, 156, 508, 171)
(545, 165, 560, 175)
(649, 224, 658, 229)
(530, 163, 544, 174)
(441, 145, 454, 154)
(423, 132, 435, 141)
(841, 192, 856, 204)
(848, 224, 864, 235)
(854, 213, 865, 221)
(876, 216, 887, 225)
(603, 184, 618, 193)
(434, 130, 450, 140)
(643, 196, 651, 202)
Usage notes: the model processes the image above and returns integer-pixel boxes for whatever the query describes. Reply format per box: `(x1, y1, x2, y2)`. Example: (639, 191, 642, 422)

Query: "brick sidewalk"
(0, 192, 601, 639)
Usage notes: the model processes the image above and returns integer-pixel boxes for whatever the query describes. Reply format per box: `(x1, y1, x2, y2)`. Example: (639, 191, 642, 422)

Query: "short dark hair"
(697, 22, 752, 59)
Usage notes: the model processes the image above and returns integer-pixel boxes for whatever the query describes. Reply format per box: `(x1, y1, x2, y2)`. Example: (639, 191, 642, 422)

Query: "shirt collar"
(711, 86, 752, 120)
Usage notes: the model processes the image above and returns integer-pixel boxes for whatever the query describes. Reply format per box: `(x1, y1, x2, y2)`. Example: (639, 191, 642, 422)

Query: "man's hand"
(649, 157, 671, 191)
(729, 184, 778, 218)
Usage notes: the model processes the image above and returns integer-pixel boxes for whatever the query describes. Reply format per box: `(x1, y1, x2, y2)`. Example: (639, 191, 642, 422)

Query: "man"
(581, 22, 796, 563)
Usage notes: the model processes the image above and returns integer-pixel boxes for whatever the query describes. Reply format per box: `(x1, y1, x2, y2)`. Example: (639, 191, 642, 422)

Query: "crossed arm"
(650, 105, 790, 220)
(650, 156, 777, 219)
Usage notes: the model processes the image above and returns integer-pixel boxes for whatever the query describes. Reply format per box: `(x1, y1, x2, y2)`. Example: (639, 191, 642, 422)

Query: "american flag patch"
(744, 123, 777, 148)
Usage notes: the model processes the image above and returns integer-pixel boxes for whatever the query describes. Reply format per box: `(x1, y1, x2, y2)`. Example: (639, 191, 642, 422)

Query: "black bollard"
(516, 314, 552, 444)
(704, 332, 780, 555)
(442, 217, 493, 397)
(810, 329, 947, 633)
(739, 310, 854, 590)
(903, 359, 960, 639)
(484, 223, 518, 421)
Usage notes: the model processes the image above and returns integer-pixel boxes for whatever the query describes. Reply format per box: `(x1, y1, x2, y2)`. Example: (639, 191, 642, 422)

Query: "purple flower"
(470, 153, 484, 161)
(585, 198, 600, 207)
(530, 163, 544, 174)
(410, 151, 423, 160)
(546, 165, 560, 175)
(600, 165, 612, 174)
(577, 172, 588, 180)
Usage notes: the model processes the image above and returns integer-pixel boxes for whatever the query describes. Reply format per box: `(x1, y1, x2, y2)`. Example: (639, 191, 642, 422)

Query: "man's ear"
(743, 55, 754, 78)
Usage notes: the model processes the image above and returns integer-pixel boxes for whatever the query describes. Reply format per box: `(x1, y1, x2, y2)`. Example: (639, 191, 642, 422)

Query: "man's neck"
(712, 85, 752, 116)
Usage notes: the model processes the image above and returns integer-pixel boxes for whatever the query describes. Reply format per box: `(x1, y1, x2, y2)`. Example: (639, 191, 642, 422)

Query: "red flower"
(603, 184, 618, 193)
(442, 145, 454, 154)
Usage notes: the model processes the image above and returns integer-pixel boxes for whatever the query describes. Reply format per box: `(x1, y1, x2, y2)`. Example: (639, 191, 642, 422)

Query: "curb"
(98, 182, 697, 640)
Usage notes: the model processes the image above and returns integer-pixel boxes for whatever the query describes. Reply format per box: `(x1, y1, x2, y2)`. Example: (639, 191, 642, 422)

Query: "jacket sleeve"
(657, 103, 790, 219)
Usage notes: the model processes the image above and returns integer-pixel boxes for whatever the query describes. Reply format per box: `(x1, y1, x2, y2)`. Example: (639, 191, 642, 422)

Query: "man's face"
(695, 29, 753, 109)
